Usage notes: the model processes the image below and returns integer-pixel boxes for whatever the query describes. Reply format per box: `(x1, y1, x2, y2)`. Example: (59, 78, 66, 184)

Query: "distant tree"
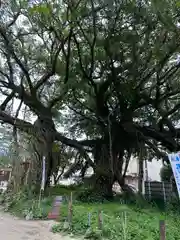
(160, 164, 173, 182)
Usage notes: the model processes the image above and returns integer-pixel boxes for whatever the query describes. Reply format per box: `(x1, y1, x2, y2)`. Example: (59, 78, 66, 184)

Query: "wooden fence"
(144, 181, 173, 202)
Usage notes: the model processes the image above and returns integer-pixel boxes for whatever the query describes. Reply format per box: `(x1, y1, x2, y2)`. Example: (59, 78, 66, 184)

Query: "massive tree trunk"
(138, 146, 145, 194)
(92, 141, 114, 199)
(138, 159, 144, 194)
(90, 120, 138, 199)
(93, 172, 114, 199)
(9, 115, 56, 193)
(92, 139, 126, 199)
(34, 116, 56, 191)
(30, 139, 53, 192)
(45, 150, 54, 188)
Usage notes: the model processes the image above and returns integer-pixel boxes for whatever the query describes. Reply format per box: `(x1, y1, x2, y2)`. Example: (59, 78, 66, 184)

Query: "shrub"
(76, 188, 107, 203)
(52, 202, 180, 240)
(46, 184, 82, 198)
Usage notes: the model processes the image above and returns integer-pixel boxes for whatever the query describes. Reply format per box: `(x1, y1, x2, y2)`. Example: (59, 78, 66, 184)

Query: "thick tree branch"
(144, 139, 167, 159)
(35, 33, 71, 90)
(55, 132, 95, 167)
(0, 25, 34, 94)
(162, 103, 180, 119)
(7, 11, 21, 28)
(138, 125, 180, 151)
(0, 110, 35, 134)
(34, 71, 54, 90)
(48, 89, 68, 108)
(73, 34, 97, 94)
(0, 91, 14, 110)
(63, 28, 73, 84)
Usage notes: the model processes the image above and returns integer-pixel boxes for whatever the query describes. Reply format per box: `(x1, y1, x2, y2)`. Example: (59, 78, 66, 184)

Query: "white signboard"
(41, 156, 46, 191)
(168, 152, 180, 198)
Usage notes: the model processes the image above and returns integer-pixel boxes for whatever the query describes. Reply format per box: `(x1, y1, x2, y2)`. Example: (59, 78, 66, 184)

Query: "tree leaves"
(1, 0, 180, 182)
(29, 3, 51, 16)
(177, 1, 180, 7)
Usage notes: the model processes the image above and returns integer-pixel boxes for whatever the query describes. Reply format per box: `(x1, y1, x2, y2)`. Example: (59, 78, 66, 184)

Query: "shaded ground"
(0, 211, 75, 240)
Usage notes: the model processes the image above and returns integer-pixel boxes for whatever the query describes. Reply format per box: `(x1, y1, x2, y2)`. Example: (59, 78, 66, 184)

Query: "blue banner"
(168, 153, 180, 198)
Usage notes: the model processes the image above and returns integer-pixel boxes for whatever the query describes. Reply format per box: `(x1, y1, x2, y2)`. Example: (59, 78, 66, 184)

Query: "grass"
(1, 185, 180, 239)
(1, 194, 53, 219)
(52, 201, 180, 240)
(0, 184, 79, 219)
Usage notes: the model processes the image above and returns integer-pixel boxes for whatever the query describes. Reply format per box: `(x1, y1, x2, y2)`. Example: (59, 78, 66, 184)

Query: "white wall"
(146, 160, 162, 181)
(127, 157, 162, 181)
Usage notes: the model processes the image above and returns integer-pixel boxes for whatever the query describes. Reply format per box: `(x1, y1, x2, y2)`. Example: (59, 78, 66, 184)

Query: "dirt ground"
(0, 211, 76, 240)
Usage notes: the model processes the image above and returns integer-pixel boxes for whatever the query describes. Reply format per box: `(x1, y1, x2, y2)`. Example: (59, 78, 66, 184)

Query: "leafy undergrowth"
(47, 184, 82, 197)
(1, 185, 180, 240)
(0, 190, 53, 219)
(52, 202, 180, 240)
(0, 184, 79, 219)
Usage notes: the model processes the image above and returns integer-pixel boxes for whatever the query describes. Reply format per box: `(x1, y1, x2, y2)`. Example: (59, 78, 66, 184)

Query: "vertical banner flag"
(168, 152, 180, 198)
(41, 156, 46, 191)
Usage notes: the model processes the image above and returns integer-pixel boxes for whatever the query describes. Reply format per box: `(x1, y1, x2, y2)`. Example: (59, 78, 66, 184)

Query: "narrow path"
(0, 211, 75, 240)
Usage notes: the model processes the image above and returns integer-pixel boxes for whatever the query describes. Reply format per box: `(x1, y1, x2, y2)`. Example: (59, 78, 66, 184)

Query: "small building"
(112, 174, 139, 193)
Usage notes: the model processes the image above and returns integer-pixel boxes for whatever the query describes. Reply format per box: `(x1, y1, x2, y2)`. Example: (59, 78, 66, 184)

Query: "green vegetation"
(1, 0, 180, 238)
(0, 189, 52, 219)
(47, 184, 82, 197)
(52, 202, 180, 240)
(2, 0, 180, 199)
(1, 185, 180, 240)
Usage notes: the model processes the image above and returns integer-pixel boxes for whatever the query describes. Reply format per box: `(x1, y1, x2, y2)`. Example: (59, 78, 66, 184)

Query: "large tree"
(1, 0, 180, 197)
